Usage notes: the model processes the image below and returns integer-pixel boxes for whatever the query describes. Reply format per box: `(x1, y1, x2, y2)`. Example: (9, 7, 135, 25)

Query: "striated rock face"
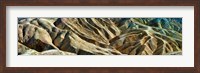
(110, 18, 182, 55)
(18, 18, 182, 55)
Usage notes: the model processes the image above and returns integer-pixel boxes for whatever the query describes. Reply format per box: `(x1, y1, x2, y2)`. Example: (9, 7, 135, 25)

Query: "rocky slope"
(18, 18, 182, 55)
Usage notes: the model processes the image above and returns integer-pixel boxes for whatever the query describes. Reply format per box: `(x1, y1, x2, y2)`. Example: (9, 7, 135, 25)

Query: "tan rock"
(18, 18, 182, 55)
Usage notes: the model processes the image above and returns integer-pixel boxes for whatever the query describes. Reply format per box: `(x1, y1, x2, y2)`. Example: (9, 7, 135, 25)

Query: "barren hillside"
(18, 18, 182, 55)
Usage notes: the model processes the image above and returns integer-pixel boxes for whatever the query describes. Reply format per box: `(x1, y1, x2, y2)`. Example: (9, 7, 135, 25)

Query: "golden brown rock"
(18, 18, 182, 55)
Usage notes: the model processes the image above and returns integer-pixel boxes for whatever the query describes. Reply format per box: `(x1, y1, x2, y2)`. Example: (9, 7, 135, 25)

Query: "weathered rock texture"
(18, 18, 182, 55)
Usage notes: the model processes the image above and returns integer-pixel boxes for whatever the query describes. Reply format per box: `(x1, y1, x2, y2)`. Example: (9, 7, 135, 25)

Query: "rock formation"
(18, 18, 182, 55)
